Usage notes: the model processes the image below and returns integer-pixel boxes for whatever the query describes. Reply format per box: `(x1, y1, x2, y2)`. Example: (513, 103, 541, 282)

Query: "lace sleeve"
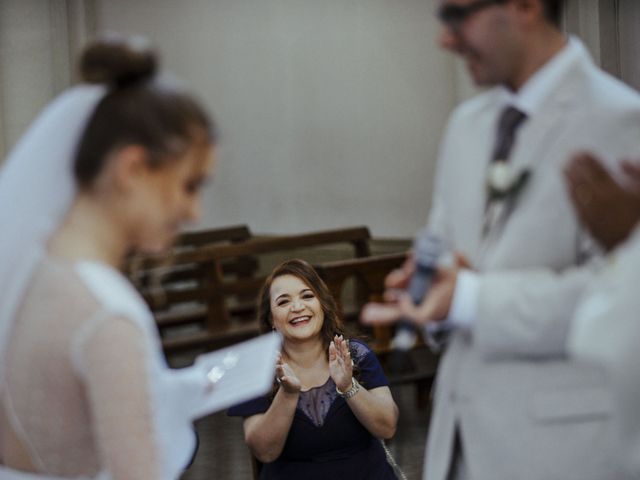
(350, 339, 389, 389)
(75, 313, 161, 480)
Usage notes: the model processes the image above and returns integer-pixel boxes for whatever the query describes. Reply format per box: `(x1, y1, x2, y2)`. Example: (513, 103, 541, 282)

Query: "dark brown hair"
(491, 0, 562, 27)
(258, 259, 349, 353)
(73, 33, 217, 187)
(541, 0, 562, 27)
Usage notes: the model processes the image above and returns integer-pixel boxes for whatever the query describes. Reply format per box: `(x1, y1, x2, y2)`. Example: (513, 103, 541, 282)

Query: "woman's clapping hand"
(276, 353, 301, 394)
(329, 335, 353, 392)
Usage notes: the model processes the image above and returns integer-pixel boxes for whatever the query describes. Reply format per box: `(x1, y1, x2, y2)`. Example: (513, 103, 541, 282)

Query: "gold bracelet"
(336, 377, 360, 399)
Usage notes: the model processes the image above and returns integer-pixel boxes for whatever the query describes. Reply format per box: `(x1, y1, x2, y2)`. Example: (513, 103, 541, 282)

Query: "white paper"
(192, 331, 281, 417)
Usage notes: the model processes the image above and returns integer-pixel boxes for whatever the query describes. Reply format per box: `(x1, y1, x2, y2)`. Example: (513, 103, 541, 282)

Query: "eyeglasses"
(437, 0, 507, 32)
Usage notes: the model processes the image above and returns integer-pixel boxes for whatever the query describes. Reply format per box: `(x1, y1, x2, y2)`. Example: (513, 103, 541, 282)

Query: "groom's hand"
(565, 153, 640, 251)
(361, 251, 470, 327)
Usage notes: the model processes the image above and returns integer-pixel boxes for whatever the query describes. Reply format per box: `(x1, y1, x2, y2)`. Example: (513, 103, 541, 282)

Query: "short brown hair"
(258, 259, 348, 353)
(541, 0, 562, 27)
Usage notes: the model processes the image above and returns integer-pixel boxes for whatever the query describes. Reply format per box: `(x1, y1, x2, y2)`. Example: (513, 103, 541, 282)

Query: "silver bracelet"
(336, 377, 360, 399)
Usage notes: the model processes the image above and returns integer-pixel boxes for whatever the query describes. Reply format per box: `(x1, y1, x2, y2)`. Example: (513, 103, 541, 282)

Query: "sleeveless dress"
(1, 254, 215, 479)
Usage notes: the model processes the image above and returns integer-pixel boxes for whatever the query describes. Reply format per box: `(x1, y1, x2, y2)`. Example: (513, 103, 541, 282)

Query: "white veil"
(0, 83, 208, 480)
(0, 85, 106, 386)
(0, 84, 277, 479)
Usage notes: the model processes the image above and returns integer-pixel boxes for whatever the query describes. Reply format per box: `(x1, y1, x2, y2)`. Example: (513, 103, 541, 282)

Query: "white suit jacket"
(423, 41, 640, 480)
(570, 226, 640, 478)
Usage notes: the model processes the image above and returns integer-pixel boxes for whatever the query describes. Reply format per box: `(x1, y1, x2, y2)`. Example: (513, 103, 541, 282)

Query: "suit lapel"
(459, 104, 502, 265)
(511, 87, 577, 174)
(478, 61, 585, 264)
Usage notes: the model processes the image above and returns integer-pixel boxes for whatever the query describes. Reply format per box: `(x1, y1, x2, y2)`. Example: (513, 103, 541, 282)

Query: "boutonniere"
(486, 161, 531, 203)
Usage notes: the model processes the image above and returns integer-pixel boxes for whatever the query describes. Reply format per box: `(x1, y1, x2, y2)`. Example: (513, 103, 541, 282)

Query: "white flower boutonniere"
(487, 161, 531, 203)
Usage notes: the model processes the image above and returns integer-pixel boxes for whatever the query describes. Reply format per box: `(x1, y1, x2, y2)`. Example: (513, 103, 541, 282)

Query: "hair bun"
(80, 33, 158, 88)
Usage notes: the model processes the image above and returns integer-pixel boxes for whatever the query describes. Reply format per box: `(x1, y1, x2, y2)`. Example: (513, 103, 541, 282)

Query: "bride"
(0, 35, 218, 479)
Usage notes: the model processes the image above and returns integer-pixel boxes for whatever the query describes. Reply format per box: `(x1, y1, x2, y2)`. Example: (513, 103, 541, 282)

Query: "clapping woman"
(228, 259, 399, 479)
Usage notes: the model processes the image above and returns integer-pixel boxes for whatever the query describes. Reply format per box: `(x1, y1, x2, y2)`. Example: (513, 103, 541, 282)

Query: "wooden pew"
(176, 224, 252, 248)
(127, 224, 256, 336)
(129, 224, 256, 285)
(134, 225, 436, 398)
(137, 226, 374, 354)
(313, 252, 406, 338)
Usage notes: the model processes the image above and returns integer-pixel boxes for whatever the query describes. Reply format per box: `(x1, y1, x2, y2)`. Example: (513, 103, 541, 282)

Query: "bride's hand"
(329, 335, 353, 392)
(276, 353, 301, 394)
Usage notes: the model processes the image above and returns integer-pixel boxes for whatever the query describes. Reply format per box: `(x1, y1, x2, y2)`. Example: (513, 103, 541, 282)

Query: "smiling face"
(269, 274, 325, 342)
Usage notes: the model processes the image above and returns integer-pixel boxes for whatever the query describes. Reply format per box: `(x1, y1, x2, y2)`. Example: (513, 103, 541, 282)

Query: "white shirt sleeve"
(421, 269, 478, 350)
(447, 269, 479, 331)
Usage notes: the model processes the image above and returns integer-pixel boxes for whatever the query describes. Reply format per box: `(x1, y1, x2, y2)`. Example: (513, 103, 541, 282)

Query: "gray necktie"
(483, 105, 528, 237)
(492, 105, 527, 162)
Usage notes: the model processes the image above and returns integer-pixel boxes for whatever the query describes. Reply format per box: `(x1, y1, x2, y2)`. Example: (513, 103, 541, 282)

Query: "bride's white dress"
(1, 252, 213, 479)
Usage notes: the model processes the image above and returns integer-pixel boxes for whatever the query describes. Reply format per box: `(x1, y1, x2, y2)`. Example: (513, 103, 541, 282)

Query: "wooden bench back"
(134, 226, 376, 354)
(175, 224, 253, 248)
(314, 253, 406, 353)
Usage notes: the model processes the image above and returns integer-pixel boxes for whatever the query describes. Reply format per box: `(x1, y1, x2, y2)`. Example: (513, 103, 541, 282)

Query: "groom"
(363, 0, 640, 479)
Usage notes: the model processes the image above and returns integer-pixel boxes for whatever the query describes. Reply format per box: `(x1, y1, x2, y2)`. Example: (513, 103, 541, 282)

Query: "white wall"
(95, 0, 457, 237)
(619, 0, 640, 91)
(0, 0, 95, 159)
(0, 1, 59, 153)
(3, 2, 639, 238)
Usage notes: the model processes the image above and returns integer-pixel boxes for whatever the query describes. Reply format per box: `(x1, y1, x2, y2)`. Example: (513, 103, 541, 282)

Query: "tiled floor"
(182, 381, 431, 480)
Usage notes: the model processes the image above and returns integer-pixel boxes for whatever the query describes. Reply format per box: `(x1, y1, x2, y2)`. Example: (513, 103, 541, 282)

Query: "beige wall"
(94, 0, 456, 237)
(563, 0, 640, 91)
(618, 0, 640, 91)
(0, 0, 59, 154)
(0, 0, 94, 159)
(2, 0, 639, 237)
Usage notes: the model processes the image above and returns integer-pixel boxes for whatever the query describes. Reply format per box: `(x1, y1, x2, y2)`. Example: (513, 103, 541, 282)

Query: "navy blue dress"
(228, 340, 397, 479)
